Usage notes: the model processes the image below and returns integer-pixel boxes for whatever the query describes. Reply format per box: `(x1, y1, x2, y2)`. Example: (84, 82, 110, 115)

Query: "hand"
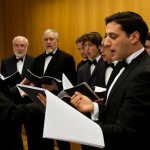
(94, 98, 104, 103)
(70, 91, 94, 113)
(41, 80, 59, 91)
(19, 78, 35, 97)
(37, 93, 46, 106)
(20, 78, 30, 85)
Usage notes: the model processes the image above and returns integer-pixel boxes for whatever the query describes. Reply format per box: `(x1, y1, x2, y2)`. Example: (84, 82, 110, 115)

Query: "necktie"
(16, 58, 23, 62)
(105, 61, 114, 68)
(44, 53, 55, 58)
(88, 59, 97, 66)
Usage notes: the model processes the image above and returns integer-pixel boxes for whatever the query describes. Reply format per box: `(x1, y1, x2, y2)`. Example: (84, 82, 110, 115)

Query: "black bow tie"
(44, 53, 55, 58)
(120, 60, 128, 68)
(105, 62, 114, 69)
(16, 58, 23, 62)
(88, 59, 97, 66)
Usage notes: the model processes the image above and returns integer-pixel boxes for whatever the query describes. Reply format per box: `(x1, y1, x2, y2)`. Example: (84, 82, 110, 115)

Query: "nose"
(100, 46, 103, 53)
(84, 45, 89, 51)
(104, 36, 111, 47)
(47, 39, 52, 43)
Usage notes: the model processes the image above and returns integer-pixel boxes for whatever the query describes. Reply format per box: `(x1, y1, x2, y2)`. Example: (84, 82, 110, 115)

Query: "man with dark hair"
(77, 32, 104, 89)
(71, 11, 150, 150)
(75, 34, 89, 73)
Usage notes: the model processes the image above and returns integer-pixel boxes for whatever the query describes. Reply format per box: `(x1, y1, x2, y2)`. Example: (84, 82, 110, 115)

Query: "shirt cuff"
(91, 102, 99, 121)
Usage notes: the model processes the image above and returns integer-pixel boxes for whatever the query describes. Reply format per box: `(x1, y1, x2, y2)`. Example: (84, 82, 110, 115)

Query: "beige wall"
(0, 0, 150, 67)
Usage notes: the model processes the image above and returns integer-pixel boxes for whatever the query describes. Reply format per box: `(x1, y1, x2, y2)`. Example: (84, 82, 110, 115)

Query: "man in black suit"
(71, 11, 150, 150)
(77, 32, 105, 150)
(0, 77, 42, 150)
(1, 36, 34, 79)
(75, 34, 89, 73)
(1, 36, 35, 101)
(28, 29, 77, 150)
(77, 32, 105, 89)
(0, 36, 35, 150)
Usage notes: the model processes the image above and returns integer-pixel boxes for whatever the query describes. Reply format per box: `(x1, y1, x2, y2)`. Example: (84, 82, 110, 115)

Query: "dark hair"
(105, 11, 148, 46)
(83, 32, 102, 48)
(75, 33, 88, 44)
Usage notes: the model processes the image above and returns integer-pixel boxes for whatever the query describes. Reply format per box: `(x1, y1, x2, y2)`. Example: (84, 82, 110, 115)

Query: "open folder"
(0, 71, 22, 87)
(17, 84, 105, 148)
(58, 74, 106, 101)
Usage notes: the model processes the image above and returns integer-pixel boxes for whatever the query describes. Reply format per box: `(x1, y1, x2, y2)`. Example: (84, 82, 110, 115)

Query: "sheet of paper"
(94, 86, 106, 92)
(43, 90, 105, 148)
(62, 73, 73, 90)
(0, 73, 4, 80)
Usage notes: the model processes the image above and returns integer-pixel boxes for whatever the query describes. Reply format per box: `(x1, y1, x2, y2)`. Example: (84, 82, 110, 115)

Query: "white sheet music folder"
(43, 90, 105, 148)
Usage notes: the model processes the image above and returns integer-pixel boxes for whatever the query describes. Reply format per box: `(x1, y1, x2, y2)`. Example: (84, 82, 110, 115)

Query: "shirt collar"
(125, 47, 145, 64)
(46, 49, 57, 55)
(16, 56, 25, 61)
(89, 55, 101, 62)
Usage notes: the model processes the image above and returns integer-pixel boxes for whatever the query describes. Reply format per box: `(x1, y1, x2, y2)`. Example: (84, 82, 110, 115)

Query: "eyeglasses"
(145, 45, 150, 49)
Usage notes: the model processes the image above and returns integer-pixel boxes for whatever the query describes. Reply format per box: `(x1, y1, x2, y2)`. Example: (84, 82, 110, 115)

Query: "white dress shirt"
(90, 55, 101, 75)
(16, 56, 25, 74)
(43, 49, 57, 74)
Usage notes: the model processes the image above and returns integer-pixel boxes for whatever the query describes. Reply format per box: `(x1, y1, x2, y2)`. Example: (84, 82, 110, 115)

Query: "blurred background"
(0, 0, 150, 68)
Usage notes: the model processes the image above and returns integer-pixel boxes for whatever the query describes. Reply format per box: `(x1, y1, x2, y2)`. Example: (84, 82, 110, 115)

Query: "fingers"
(71, 92, 82, 107)
(37, 93, 46, 106)
(94, 98, 104, 103)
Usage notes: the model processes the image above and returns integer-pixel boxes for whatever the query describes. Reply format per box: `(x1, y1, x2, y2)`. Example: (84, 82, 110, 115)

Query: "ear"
(130, 31, 140, 44)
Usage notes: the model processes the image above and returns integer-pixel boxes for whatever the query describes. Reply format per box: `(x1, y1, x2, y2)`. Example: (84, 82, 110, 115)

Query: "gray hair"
(12, 36, 29, 45)
(43, 29, 59, 41)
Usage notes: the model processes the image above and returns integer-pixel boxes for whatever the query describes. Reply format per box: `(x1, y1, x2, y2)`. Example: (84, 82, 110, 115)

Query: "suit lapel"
(10, 56, 18, 74)
(88, 58, 105, 88)
(106, 51, 148, 107)
(88, 58, 104, 81)
(95, 59, 106, 87)
(106, 69, 130, 106)
(107, 62, 124, 88)
(22, 55, 29, 76)
(37, 53, 47, 75)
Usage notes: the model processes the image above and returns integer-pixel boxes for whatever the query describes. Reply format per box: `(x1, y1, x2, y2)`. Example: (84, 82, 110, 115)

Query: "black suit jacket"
(29, 48, 77, 94)
(1, 54, 35, 103)
(1, 54, 35, 78)
(77, 59, 89, 73)
(0, 78, 40, 150)
(98, 51, 150, 150)
(77, 57, 106, 89)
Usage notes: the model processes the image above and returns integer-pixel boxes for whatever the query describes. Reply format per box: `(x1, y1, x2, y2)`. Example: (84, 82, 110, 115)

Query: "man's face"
(100, 45, 112, 62)
(104, 22, 131, 61)
(43, 32, 58, 53)
(13, 38, 28, 58)
(145, 40, 150, 55)
(76, 42, 88, 59)
(84, 41, 100, 60)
